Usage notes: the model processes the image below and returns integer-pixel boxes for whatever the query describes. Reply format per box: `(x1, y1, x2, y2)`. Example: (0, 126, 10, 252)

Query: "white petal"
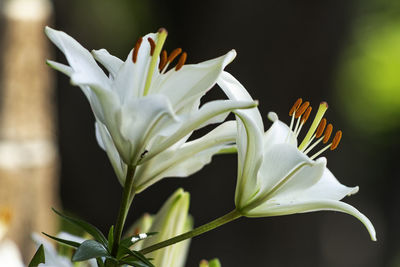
(154, 50, 237, 111)
(233, 111, 264, 208)
(217, 71, 263, 131)
(257, 143, 315, 198)
(46, 60, 73, 76)
(112, 32, 158, 101)
(296, 165, 359, 200)
(134, 121, 237, 192)
(91, 49, 123, 79)
(246, 199, 376, 241)
(45, 26, 111, 90)
(112, 94, 175, 164)
(263, 118, 297, 151)
(141, 99, 257, 164)
(95, 122, 126, 185)
(0, 239, 24, 267)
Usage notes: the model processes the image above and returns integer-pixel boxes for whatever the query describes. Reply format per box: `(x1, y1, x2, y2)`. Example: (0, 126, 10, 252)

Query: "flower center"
(288, 98, 342, 159)
(131, 28, 188, 96)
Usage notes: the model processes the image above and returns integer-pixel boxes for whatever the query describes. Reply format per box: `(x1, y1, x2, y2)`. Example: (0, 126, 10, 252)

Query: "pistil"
(143, 28, 168, 96)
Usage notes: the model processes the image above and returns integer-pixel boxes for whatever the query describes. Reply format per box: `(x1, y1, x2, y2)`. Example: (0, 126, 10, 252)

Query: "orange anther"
(295, 101, 310, 119)
(323, 123, 333, 144)
(315, 118, 327, 138)
(147, 37, 156, 56)
(301, 106, 312, 124)
(159, 50, 168, 71)
(167, 48, 182, 63)
(132, 37, 143, 63)
(330, 130, 342, 150)
(289, 98, 302, 116)
(175, 52, 187, 71)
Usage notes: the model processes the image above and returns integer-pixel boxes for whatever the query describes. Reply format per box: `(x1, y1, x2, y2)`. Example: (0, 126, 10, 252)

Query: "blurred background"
(1, 0, 399, 266)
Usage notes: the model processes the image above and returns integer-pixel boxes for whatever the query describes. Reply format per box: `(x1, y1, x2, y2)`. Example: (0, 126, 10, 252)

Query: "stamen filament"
(143, 28, 168, 96)
(298, 102, 328, 151)
(303, 136, 323, 155)
(310, 143, 331, 160)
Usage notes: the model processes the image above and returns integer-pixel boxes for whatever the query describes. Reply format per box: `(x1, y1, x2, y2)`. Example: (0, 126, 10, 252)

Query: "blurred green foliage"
(336, 2, 400, 135)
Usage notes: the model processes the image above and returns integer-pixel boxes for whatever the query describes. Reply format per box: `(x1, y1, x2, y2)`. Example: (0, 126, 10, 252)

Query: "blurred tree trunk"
(0, 0, 59, 261)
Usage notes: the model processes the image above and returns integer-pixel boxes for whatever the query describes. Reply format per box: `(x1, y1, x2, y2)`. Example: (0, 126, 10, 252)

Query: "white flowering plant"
(29, 27, 376, 267)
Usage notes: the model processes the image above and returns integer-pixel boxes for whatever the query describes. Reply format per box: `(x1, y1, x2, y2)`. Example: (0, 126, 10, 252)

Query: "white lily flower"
(141, 188, 192, 267)
(45, 27, 255, 175)
(217, 71, 376, 241)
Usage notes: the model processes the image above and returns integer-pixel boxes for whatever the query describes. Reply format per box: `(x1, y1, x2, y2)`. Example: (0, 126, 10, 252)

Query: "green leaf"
(120, 232, 158, 248)
(119, 258, 150, 267)
(107, 225, 114, 252)
(209, 258, 222, 267)
(52, 208, 108, 246)
(96, 258, 105, 267)
(119, 246, 154, 267)
(42, 232, 81, 248)
(28, 244, 45, 267)
(72, 240, 109, 262)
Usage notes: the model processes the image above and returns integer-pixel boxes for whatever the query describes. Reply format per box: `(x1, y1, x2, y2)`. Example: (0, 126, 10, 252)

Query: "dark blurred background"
(45, 0, 400, 266)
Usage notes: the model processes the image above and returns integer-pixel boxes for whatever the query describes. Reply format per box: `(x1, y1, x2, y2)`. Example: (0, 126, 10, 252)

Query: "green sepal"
(42, 232, 81, 248)
(52, 208, 108, 246)
(209, 258, 222, 267)
(72, 240, 109, 262)
(28, 244, 45, 267)
(107, 225, 114, 252)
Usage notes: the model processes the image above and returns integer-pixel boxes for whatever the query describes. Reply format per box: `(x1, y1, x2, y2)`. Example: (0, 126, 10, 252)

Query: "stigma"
(287, 98, 342, 160)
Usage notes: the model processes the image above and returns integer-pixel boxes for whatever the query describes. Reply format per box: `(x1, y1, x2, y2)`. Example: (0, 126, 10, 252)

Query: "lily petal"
(246, 199, 376, 241)
(95, 122, 126, 185)
(296, 166, 359, 200)
(112, 32, 158, 101)
(46, 60, 73, 76)
(154, 50, 237, 111)
(45, 26, 111, 91)
(134, 121, 237, 192)
(263, 112, 297, 150)
(141, 99, 257, 164)
(91, 48, 123, 79)
(112, 94, 175, 164)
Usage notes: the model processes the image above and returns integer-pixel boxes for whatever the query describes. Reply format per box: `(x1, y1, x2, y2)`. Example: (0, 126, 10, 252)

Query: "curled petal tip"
(267, 112, 278, 122)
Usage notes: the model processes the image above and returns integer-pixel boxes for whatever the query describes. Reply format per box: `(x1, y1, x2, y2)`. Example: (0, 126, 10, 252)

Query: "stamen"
(148, 37, 156, 56)
(330, 130, 342, 150)
(295, 101, 310, 118)
(289, 98, 302, 116)
(295, 107, 312, 138)
(315, 118, 327, 138)
(323, 123, 333, 144)
(298, 102, 328, 151)
(159, 50, 168, 71)
(175, 52, 187, 71)
(167, 48, 182, 63)
(132, 37, 143, 63)
(301, 106, 312, 124)
(143, 28, 168, 96)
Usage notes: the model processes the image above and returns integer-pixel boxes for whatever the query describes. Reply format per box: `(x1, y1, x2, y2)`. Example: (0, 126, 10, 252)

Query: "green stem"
(111, 165, 137, 257)
(139, 209, 242, 255)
